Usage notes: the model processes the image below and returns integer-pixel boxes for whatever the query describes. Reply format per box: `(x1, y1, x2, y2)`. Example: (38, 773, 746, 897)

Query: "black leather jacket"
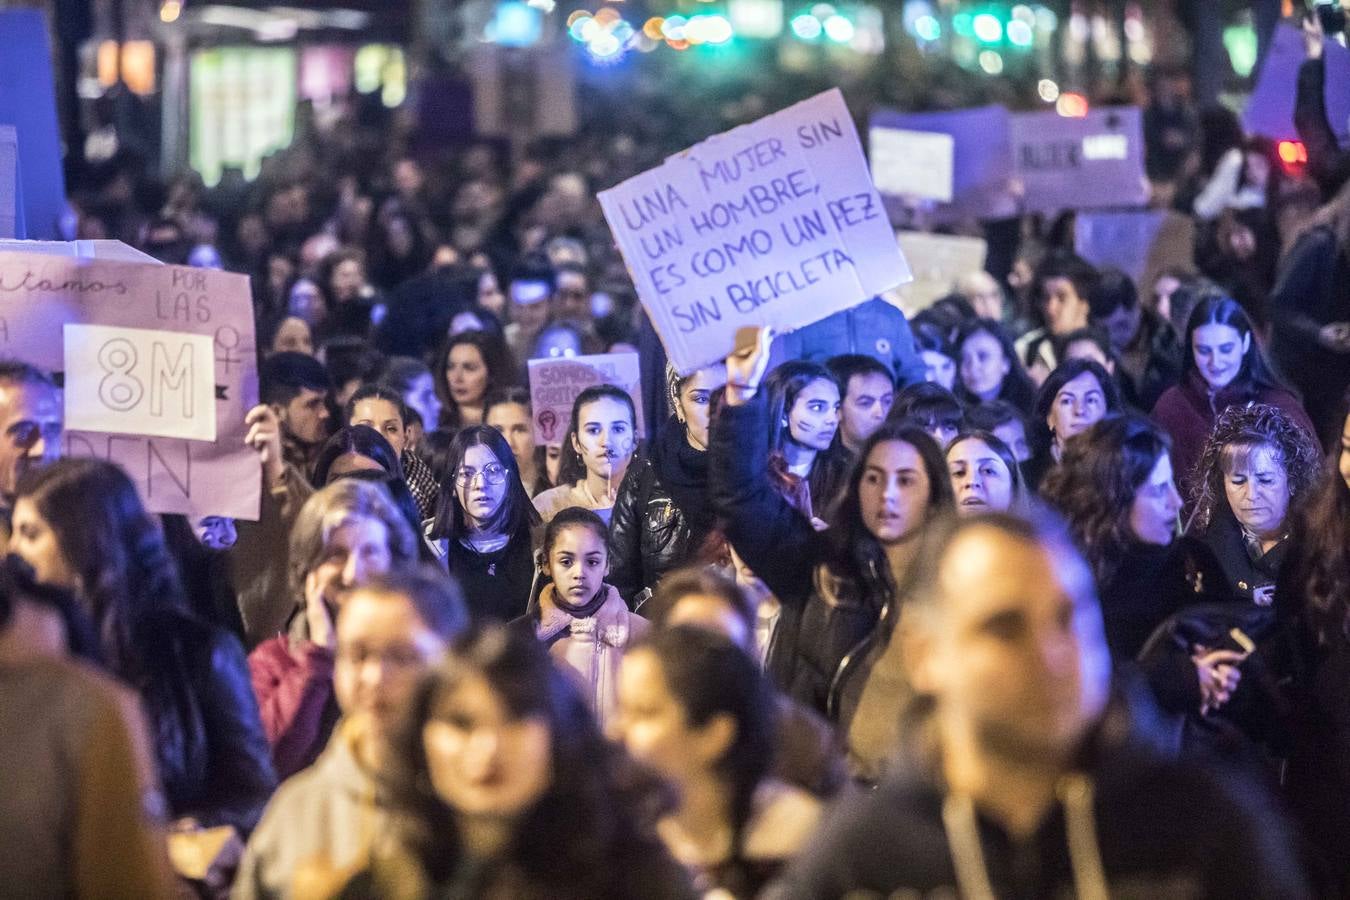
(137, 608, 277, 834)
(608, 456, 699, 606)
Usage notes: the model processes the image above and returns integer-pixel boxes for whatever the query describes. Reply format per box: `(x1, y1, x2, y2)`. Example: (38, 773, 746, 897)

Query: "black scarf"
(553, 585, 608, 619)
(651, 415, 713, 532)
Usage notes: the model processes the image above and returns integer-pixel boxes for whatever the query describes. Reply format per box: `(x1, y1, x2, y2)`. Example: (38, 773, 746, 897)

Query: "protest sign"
(64, 324, 218, 442)
(882, 231, 988, 317)
(1244, 23, 1350, 147)
(0, 126, 17, 240)
(0, 249, 260, 520)
(0, 10, 66, 239)
(868, 128, 954, 202)
(527, 352, 644, 446)
(599, 88, 911, 375)
(869, 105, 1018, 222)
(1010, 107, 1148, 213)
(1074, 210, 1194, 292)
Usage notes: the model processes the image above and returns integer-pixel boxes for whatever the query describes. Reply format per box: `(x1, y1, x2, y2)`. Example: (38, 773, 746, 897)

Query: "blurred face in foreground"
(906, 524, 1110, 767)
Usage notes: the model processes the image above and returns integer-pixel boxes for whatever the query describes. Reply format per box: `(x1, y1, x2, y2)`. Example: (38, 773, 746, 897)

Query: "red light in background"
(1278, 140, 1307, 166)
(1055, 92, 1089, 118)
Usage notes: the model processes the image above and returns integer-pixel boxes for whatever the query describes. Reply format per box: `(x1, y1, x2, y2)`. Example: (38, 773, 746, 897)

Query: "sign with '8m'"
(64, 323, 217, 442)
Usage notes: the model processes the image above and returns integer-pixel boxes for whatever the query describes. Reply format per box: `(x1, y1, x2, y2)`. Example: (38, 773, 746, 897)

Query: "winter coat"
(248, 616, 339, 780)
(1268, 223, 1350, 447)
(1151, 371, 1315, 495)
(711, 392, 894, 716)
(1096, 538, 1225, 666)
(233, 717, 390, 900)
(429, 522, 538, 622)
(524, 584, 647, 730)
(232, 462, 315, 649)
(608, 419, 715, 606)
(768, 691, 1311, 899)
(138, 608, 277, 834)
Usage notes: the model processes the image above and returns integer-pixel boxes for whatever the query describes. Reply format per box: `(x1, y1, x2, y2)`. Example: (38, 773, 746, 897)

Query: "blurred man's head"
(0, 362, 61, 502)
(901, 512, 1110, 769)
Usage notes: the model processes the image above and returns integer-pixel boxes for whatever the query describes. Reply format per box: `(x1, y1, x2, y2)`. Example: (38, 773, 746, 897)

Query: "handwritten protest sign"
(1010, 107, 1148, 213)
(64, 324, 218, 442)
(869, 105, 1018, 222)
(527, 352, 644, 447)
(0, 249, 260, 520)
(868, 128, 954, 202)
(599, 89, 911, 375)
(1244, 23, 1350, 147)
(882, 231, 988, 317)
(1074, 210, 1195, 292)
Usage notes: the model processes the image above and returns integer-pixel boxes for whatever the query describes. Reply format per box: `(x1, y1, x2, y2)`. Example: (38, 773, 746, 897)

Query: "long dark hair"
(312, 425, 405, 486)
(636, 625, 775, 892)
(556, 384, 638, 487)
(764, 360, 851, 515)
(432, 330, 516, 429)
(946, 429, 1029, 511)
(428, 425, 540, 542)
(1180, 294, 1288, 399)
(954, 318, 1036, 413)
(1284, 390, 1350, 646)
(14, 459, 186, 682)
(826, 423, 955, 583)
(381, 625, 675, 897)
(1040, 414, 1172, 585)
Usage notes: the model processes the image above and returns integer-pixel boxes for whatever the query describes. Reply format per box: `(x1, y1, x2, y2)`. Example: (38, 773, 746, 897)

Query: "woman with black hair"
(337, 625, 692, 900)
(711, 328, 955, 718)
(311, 425, 405, 488)
(954, 318, 1036, 414)
(911, 320, 958, 391)
(617, 626, 821, 898)
(432, 330, 516, 430)
(609, 364, 725, 606)
(761, 361, 850, 525)
(1024, 358, 1122, 492)
(533, 384, 638, 525)
(428, 426, 541, 621)
(346, 384, 441, 520)
(1152, 294, 1315, 495)
(10, 459, 276, 833)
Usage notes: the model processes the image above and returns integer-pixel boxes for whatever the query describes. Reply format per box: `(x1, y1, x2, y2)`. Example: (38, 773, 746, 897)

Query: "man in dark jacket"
(770, 511, 1310, 900)
(1088, 268, 1183, 411)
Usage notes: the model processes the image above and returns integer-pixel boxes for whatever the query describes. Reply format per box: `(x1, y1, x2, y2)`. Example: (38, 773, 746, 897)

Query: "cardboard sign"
(0, 248, 260, 520)
(1244, 23, 1350, 147)
(1074, 209, 1195, 296)
(869, 105, 1018, 222)
(1010, 107, 1148, 213)
(0, 10, 66, 239)
(64, 324, 218, 442)
(0, 126, 17, 239)
(868, 127, 955, 202)
(599, 89, 911, 375)
(527, 352, 644, 447)
(882, 231, 988, 317)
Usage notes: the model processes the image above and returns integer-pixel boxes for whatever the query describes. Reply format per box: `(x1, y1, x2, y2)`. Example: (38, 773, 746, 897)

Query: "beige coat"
(535, 584, 647, 729)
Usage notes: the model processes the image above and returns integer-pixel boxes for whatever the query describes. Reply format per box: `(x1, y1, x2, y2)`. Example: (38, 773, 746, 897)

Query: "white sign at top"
(868, 127, 955, 202)
(599, 88, 912, 375)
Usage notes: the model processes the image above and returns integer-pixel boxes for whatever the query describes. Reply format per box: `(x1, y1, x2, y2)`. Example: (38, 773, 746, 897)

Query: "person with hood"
(769, 511, 1310, 899)
(609, 364, 725, 607)
(234, 568, 467, 899)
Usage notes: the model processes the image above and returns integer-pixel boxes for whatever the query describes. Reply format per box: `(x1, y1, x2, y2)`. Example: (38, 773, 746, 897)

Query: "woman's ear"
(695, 712, 737, 764)
(1241, 332, 1252, 355)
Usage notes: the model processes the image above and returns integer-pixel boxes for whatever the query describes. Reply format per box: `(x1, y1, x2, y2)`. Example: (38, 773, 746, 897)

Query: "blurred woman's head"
(380, 356, 442, 441)
(956, 319, 1033, 411)
(312, 425, 404, 487)
(289, 478, 418, 605)
(484, 387, 545, 489)
(912, 320, 958, 392)
(346, 384, 410, 459)
(433, 331, 514, 427)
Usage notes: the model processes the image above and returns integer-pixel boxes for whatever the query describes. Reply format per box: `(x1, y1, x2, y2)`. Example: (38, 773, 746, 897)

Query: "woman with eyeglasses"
(427, 426, 542, 622)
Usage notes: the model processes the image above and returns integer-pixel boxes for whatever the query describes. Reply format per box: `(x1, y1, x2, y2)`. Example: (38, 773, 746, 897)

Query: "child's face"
(547, 525, 608, 607)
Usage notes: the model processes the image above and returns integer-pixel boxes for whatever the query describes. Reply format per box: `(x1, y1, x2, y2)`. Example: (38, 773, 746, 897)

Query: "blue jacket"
(771, 297, 926, 386)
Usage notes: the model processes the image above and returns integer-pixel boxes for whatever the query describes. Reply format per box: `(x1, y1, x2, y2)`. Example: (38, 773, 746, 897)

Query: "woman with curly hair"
(1185, 403, 1323, 606)
(1040, 415, 1223, 663)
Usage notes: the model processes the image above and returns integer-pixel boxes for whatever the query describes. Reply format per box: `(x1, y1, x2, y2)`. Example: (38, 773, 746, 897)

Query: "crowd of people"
(6, 10, 1350, 899)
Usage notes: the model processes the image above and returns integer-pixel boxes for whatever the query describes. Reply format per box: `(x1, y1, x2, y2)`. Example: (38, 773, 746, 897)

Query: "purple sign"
(869, 105, 1018, 222)
(1010, 107, 1149, 214)
(1244, 24, 1350, 147)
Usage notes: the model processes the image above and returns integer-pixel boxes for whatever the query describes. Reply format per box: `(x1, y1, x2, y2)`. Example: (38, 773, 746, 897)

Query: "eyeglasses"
(6, 421, 61, 449)
(454, 462, 508, 487)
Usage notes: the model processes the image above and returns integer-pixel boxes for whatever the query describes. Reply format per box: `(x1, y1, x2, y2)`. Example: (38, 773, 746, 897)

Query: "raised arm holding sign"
(599, 89, 911, 375)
